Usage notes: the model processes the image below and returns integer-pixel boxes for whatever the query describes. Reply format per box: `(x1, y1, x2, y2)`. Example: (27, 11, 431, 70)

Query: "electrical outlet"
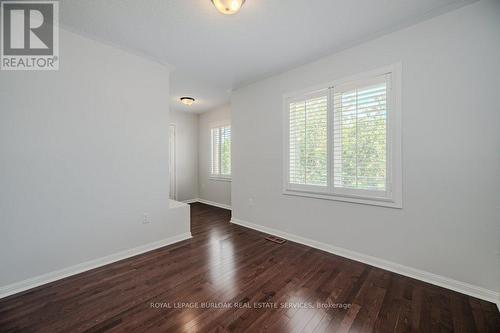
(143, 213, 150, 224)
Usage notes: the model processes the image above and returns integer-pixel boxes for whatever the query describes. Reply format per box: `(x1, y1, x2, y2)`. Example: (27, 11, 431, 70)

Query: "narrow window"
(211, 123, 231, 179)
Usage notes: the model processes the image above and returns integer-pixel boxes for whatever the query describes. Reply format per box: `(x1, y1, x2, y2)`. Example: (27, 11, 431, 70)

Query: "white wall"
(231, 0, 500, 297)
(170, 109, 199, 201)
(0, 28, 190, 288)
(198, 104, 231, 206)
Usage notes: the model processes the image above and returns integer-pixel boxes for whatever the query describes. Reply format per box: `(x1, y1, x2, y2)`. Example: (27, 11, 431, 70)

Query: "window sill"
(209, 176, 232, 182)
(282, 189, 402, 209)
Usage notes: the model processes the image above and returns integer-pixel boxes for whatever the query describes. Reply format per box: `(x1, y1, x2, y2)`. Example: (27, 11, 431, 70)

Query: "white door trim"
(169, 123, 177, 200)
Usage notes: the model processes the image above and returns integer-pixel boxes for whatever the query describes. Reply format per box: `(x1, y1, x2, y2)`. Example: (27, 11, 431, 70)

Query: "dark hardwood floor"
(0, 203, 498, 332)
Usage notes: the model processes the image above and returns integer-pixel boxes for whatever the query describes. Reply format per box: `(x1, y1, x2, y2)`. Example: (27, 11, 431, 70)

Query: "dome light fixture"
(211, 0, 245, 15)
(180, 97, 195, 106)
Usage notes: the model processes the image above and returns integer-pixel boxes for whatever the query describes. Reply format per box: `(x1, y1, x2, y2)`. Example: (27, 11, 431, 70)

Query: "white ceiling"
(59, 0, 474, 113)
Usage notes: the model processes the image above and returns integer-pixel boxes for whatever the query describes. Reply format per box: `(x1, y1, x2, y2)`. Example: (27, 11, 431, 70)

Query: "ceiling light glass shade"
(211, 0, 245, 15)
(180, 97, 195, 106)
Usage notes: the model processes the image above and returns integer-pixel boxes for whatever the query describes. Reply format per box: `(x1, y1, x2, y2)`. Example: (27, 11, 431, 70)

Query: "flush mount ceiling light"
(211, 0, 245, 15)
(180, 97, 195, 106)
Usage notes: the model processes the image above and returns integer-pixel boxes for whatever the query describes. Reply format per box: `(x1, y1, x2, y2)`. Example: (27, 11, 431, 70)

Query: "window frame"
(282, 63, 402, 208)
(210, 120, 232, 181)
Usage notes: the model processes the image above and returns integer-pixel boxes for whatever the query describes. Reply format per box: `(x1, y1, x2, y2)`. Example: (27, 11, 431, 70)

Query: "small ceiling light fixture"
(211, 0, 245, 15)
(180, 97, 195, 106)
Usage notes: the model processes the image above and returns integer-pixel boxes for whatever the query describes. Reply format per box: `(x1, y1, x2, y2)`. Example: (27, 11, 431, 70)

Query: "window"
(288, 91, 328, 188)
(284, 65, 402, 208)
(210, 122, 231, 180)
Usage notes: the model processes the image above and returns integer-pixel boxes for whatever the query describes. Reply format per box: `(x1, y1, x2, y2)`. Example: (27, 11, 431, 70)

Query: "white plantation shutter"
(333, 75, 389, 194)
(288, 91, 328, 188)
(211, 127, 220, 175)
(210, 124, 231, 178)
(285, 66, 401, 207)
(220, 126, 231, 176)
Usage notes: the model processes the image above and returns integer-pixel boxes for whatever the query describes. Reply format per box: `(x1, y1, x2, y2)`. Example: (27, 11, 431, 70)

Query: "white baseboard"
(182, 198, 232, 211)
(231, 217, 500, 307)
(0, 233, 192, 300)
(197, 199, 232, 211)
